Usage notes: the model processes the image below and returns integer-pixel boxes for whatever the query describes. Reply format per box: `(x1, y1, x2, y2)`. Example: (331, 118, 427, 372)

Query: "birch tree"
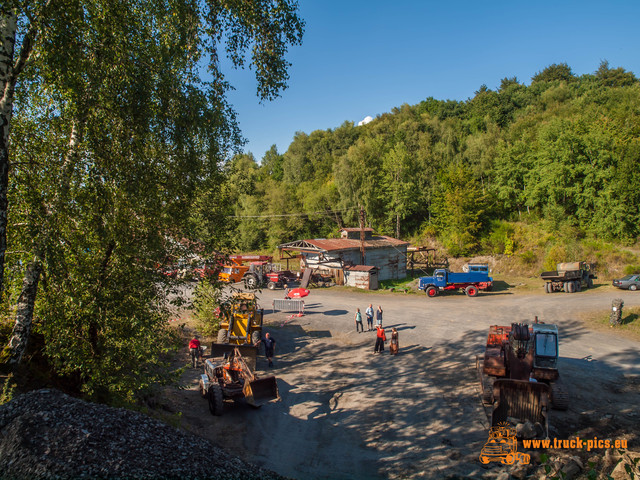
(0, 0, 304, 399)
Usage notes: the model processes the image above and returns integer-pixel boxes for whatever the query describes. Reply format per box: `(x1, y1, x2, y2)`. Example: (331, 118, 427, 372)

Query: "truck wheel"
(208, 384, 224, 416)
(425, 286, 437, 298)
(251, 330, 261, 345)
(587, 278, 593, 288)
(217, 329, 229, 344)
(575, 280, 582, 292)
(199, 378, 208, 398)
(567, 282, 575, 293)
(563, 282, 569, 293)
(544, 283, 550, 294)
(465, 285, 478, 297)
(244, 273, 259, 289)
(267, 281, 276, 290)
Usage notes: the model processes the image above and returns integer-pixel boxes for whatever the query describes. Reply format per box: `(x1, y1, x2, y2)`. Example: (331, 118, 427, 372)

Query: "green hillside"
(224, 62, 640, 275)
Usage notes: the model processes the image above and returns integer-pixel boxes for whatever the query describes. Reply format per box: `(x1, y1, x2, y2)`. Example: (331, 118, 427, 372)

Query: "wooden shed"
(343, 265, 379, 290)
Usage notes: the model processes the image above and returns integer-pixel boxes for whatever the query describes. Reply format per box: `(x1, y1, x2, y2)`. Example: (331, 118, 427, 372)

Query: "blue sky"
(221, 0, 640, 162)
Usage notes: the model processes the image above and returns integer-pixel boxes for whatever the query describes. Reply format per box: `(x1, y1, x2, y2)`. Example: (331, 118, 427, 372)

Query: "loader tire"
(425, 286, 437, 298)
(251, 330, 261, 346)
(465, 285, 478, 297)
(199, 378, 208, 398)
(550, 380, 569, 410)
(217, 329, 229, 344)
(208, 384, 224, 416)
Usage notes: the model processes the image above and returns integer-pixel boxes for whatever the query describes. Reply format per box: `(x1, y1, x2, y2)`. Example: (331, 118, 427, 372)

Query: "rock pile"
(0, 389, 285, 480)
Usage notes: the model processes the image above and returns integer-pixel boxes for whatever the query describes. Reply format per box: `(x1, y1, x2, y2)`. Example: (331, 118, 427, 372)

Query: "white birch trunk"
(3, 256, 42, 366)
(0, 10, 19, 295)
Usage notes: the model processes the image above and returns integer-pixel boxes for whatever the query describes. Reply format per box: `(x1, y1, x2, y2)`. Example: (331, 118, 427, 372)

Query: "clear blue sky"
(221, 0, 640, 162)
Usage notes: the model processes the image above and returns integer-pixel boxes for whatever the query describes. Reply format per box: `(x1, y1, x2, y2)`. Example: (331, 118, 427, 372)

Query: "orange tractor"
(218, 255, 296, 289)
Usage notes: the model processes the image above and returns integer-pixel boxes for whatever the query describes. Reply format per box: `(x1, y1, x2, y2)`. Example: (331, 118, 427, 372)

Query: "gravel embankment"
(0, 389, 286, 480)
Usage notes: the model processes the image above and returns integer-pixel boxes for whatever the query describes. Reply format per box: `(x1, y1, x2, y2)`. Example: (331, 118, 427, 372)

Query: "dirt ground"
(158, 284, 640, 480)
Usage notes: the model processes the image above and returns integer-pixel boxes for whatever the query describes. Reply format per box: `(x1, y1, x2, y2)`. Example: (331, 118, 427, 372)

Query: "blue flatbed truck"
(418, 268, 493, 297)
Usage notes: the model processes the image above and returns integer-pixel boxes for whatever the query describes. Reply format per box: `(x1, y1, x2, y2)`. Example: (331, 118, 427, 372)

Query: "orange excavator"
(477, 319, 569, 438)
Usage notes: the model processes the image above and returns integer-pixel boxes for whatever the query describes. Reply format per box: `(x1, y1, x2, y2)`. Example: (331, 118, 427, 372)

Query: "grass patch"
(580, 305, 640, 342)
(379, 277, 419, 293)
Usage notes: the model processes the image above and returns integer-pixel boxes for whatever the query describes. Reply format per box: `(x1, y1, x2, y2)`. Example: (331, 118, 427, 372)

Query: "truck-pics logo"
(479, 423, 530, 465)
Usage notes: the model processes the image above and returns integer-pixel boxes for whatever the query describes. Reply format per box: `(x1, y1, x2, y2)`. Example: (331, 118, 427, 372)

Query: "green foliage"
(1, 374, 17, 405)
(193, 279, 225, 338)
(624, 265, 640, 275)
(2, 0, 305, 403)
(431, 163, 487, 256)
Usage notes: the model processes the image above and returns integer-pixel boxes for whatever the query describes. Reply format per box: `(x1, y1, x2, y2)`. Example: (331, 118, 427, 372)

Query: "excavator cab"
(532, 324, 559, 371)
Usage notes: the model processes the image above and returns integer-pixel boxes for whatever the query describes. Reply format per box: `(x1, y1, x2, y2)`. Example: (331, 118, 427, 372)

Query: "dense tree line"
(229, 62, 640, 255)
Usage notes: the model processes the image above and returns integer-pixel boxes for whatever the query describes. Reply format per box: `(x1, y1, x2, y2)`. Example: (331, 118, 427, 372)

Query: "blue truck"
(418, 268, 493, 297)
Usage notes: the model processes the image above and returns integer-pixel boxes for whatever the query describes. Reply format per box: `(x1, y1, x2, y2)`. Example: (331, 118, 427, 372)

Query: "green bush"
(520, 250, 537, 266)
(624, 265, 640, 275)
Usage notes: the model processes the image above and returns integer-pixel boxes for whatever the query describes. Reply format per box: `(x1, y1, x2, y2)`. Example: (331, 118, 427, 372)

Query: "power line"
(229, 207, 358, 219)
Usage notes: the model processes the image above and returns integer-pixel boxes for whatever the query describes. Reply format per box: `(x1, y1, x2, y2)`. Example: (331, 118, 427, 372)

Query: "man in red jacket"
(189, 335, 202, 368)
(374, 326, 386, 354)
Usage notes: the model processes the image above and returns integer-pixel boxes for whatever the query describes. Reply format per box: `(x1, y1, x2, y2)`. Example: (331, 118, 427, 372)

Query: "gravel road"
(165, 283, 640, 480)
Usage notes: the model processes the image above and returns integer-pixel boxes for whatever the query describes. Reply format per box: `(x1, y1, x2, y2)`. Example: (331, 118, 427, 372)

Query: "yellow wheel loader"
(213, 293, 263, 370)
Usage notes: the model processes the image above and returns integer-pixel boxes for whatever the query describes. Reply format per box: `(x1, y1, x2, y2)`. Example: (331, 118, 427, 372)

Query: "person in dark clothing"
(260, 332, 276, 367)
(374, 326, 386, 354)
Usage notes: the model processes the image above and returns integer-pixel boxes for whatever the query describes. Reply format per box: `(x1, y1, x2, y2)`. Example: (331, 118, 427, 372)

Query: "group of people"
(354, 304, 399, 355)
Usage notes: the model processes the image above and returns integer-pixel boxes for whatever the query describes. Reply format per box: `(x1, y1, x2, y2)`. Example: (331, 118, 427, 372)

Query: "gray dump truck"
(540, 261, 596, 293)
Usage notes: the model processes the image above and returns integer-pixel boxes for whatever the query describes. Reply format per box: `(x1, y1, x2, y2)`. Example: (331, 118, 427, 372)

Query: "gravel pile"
(0, 389, 286, 480)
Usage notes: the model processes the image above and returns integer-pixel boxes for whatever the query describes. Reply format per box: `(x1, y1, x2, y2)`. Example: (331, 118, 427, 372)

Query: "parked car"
(613, 274, 640, 291)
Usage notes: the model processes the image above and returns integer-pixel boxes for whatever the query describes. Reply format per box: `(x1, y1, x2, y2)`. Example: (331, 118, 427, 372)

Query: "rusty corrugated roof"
(300, 235, 409, 253)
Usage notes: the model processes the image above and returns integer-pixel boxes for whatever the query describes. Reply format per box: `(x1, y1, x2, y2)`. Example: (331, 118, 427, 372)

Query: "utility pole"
(359, 206, 366, 265)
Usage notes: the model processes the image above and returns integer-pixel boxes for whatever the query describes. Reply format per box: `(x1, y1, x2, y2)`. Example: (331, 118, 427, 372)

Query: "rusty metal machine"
(199, 347, 280, 416)
(477, 320, 569, 436)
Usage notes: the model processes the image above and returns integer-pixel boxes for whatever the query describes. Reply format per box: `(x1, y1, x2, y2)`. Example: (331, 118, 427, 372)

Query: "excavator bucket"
(243, 375, 280, 407)
(491, 379, 549, 438)
(210, 343, 258, 371)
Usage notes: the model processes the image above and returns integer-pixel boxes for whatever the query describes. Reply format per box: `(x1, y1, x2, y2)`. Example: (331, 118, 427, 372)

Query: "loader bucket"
(243, 375, 280, 407)
(491, 379, 549, 438)
(210, 343, 258, 371)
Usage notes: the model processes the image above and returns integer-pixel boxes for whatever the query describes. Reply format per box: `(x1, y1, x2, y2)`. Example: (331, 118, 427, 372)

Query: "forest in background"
(225, 61, 640, 272)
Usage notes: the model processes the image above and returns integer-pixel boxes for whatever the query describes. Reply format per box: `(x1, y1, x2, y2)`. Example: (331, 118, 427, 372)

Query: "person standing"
(376, 305, 383, 328)
(354, 308, 364, 333)
(365, 304, 374, 331)
(189, 335, 201, 368)
(374, 325, 386, 354)
(389, 328, 399, 356)
(260, 332, 276, 367)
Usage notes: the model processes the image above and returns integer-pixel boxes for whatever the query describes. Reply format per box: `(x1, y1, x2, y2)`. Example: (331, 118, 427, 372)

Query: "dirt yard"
(159, 284, 640, 479)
